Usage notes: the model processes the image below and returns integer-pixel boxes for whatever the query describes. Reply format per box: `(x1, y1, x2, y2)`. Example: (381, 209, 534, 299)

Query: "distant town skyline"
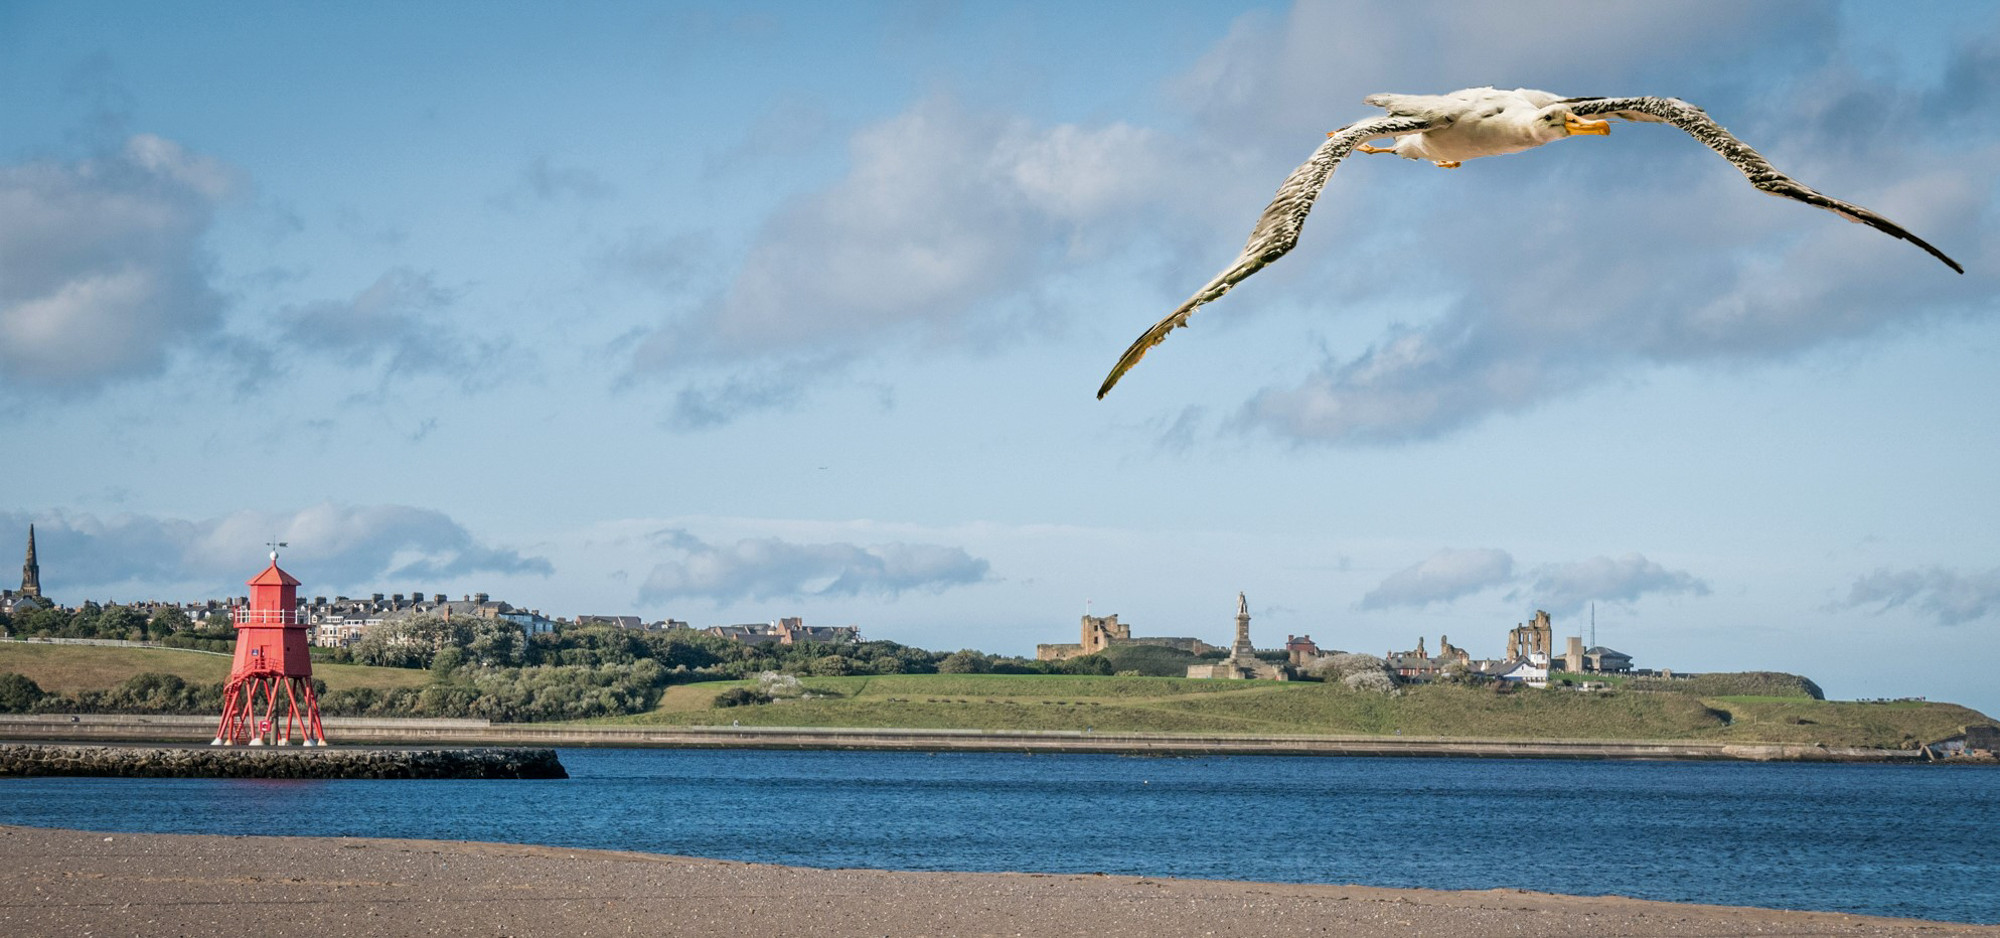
(4, 2, 1996, 716)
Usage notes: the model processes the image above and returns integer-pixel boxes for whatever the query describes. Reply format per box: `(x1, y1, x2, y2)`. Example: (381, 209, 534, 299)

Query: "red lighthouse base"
(213, 673, 326, 747)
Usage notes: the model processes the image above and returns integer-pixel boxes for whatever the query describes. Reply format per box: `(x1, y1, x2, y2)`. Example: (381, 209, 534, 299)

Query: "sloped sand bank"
(1, 825, 1991, 937)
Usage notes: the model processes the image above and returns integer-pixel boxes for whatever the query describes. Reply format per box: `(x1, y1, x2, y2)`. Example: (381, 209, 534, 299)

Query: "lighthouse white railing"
(231, 607, 304, 626)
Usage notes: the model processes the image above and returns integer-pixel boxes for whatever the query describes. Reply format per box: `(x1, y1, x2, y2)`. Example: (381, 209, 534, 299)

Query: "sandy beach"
(1, 825, 1992, 938)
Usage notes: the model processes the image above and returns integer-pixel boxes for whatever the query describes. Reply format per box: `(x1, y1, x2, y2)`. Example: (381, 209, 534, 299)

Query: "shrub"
(809, 655, 855, 677)
(937, 650, 991, 674)
(1433, 660, 1481, 685)
(1342, 670, 1400, 695)
(757, 671, 806, 697)
(1313, 653, 1390, 682)
(713, 687, 772, 708)
(1059, 654, 1114, 676)
(0, 672, 46, 712)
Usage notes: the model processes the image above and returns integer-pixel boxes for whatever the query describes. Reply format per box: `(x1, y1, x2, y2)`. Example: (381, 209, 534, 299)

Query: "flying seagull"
(1097, 87, 1964, 399)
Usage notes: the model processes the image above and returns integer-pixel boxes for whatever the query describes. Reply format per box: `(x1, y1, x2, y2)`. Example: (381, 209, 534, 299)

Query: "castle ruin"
(1506, 610, 1554, 663)
(1036, 612, 1215, 661)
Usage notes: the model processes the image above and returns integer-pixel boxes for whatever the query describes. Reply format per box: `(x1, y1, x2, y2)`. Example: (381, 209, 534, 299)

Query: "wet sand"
(1, 825, 1992, 938)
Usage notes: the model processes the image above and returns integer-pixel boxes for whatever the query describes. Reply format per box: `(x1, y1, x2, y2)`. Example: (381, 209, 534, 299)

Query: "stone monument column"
(1231, 591, 1254, 660)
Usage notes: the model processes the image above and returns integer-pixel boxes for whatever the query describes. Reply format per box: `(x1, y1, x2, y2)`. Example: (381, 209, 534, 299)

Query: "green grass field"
(0, 642, 431, 695)
(4, 643, 1985, 748)
(612, 672, 1990, 748)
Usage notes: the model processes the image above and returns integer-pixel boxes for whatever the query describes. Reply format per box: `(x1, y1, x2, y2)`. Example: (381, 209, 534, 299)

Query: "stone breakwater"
(0, 744, 567, 779)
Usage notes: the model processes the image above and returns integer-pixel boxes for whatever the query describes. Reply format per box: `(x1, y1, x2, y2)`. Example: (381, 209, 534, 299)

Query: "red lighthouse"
(212, 547, 326, 746)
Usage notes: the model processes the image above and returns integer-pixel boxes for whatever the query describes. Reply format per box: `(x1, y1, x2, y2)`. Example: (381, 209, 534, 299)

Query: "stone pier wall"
(0, 744, 567, 779)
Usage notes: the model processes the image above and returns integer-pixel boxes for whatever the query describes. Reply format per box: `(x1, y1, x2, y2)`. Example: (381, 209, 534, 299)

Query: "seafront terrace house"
(306, 592, 559, 647)
(704, 617, 860, 646)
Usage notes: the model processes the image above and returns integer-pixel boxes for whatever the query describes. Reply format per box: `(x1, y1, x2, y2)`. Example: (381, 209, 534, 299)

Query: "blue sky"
(4, 1, 1996, 714)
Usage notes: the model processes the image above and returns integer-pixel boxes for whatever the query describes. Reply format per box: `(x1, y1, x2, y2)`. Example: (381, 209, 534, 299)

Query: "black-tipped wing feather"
(1097, 115, 1432, 399)
(1561, 95, 1963, 274)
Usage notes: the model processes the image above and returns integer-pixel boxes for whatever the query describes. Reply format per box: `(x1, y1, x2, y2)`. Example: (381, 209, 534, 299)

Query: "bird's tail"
(1098, 255, 1265, 399)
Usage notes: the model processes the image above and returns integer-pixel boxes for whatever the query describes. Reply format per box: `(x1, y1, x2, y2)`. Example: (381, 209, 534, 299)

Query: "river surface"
(2, 748, 1996, 923)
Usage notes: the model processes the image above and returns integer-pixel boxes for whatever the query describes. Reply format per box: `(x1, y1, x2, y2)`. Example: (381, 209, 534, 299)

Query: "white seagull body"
(1097, 86, 1963, 399)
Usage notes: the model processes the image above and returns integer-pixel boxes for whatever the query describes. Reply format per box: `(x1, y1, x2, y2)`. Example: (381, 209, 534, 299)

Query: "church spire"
(21, 525, 41, 598)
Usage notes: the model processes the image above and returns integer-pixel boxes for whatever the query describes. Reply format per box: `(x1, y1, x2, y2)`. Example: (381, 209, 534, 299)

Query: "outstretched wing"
(1097, 114, 1433, 399)
(1562, 96, 1963, 274)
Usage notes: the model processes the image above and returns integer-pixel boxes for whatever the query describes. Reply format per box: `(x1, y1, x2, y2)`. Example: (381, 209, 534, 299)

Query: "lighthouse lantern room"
(212, 545, 326, 746)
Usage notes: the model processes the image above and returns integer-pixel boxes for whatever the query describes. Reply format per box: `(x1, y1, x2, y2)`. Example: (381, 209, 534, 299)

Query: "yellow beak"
(1564, 114, 1611, 136)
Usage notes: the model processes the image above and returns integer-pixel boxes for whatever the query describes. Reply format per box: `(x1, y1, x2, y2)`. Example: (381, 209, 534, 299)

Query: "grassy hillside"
(1626, 671, 1824, 700)
(615, 673, 1990, 748)
(1702, 697, 1983, 748)
(0, 642, 431, 694)
(5, 643, 1984, 749)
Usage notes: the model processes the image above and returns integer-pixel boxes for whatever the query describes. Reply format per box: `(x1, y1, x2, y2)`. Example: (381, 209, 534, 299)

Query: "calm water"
(2, 749, 1996, 923)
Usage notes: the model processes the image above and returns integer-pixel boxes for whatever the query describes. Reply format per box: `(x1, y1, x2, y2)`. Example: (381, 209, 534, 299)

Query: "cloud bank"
(1359, 547, 1514, 609)
(629, 95, 1200, 421)
(638, 528, 991, 603)
(276, 267, 510, 387)
(1838, 566, 2000, 626)
(1511, 554, 1710, 616)
(1362, 547, 1705, 616)
(1, 504, 550, 597)
(0, 135, 235, 396)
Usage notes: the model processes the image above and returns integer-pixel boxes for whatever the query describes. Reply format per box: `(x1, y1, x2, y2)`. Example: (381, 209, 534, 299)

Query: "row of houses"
(309, 600, 861, 649)
(701, 617, 861, 646)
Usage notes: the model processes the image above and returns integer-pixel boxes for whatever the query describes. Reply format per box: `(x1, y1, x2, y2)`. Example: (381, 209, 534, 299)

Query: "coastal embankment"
(0, 713, 1930, 762)
(0, 743, 566, 779)
(2, 824, 1993, 937)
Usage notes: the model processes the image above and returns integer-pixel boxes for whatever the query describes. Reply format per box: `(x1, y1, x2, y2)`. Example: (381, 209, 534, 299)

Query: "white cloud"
(1512, 554, 1710, 616)
(638, 528, 991, 603)
(629, 96, 1190, 419)
(1, 504, 551, 598)
(277, 268, 510, 385)
(0, 135, 236, 395)
(1839, 566, 2000, 626)
(1359, 547, 1514, 609)
(1360, 548, 1707, 616)
(665, 368, 816, 430)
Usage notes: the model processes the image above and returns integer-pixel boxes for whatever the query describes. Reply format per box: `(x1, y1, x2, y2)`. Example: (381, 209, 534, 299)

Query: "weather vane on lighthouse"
(267, 538, 287, 562)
